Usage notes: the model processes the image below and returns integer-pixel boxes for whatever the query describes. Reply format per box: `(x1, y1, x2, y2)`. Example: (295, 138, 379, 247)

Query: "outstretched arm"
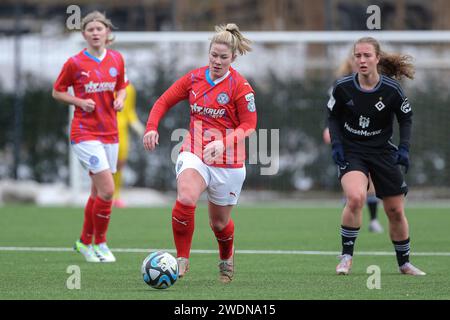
(143, 75, 190, 151)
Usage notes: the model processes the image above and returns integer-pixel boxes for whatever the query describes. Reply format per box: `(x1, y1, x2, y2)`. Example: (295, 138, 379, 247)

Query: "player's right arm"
(143, 73, 190, 151)
(327, 84, 349, 167)
(322, 85, 333, 145)
(326, 85, 344, 146)
(52, 89, 96, 113)
(52, 58, 96, 112)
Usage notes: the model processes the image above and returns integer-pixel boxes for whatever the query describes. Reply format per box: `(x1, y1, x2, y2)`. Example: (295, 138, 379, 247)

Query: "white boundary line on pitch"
(1, 246, 450, 257)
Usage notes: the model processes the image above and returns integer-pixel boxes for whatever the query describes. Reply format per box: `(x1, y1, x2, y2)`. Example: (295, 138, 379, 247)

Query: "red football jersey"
(146, 66, 257, 167)
(54, 49, 128, 143)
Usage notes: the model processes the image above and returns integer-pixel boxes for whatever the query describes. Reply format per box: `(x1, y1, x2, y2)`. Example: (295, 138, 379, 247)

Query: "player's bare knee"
(346, 193, 366, 212)
(98, 188, 114, 201)
(210, 220, 227, 232)
(385, 206, 404, 222)
(176, 193, 198, 207)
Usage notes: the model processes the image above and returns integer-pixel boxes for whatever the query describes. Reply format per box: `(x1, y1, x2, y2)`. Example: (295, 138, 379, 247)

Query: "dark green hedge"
(1, 66, 449, 191)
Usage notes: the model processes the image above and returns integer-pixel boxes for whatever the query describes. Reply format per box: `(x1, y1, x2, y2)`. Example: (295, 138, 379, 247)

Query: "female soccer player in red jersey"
(327, 37, 425, 276)
(52, 11, 128, 263)
(143, 24, 257, 283)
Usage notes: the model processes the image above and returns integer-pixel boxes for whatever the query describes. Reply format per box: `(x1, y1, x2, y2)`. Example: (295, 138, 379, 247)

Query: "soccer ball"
(141, 251, 178, 289)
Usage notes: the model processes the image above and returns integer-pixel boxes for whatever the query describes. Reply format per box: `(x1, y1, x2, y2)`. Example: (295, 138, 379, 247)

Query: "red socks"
(171, 200, 234, 261)
(212, 219, 235, 260)
(172, 200, 196, 258)
(92, 196, 112, 244)
(80, 197, 96, 245)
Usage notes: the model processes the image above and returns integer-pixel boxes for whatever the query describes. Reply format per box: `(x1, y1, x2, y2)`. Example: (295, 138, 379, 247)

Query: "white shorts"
(72, 141, 118, 174)
(175, 152, 246, 206)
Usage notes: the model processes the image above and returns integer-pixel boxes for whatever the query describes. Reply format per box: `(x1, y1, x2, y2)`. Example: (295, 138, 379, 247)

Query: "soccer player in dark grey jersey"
(324, 54, 383, 234)
(327, 37, 425, 276)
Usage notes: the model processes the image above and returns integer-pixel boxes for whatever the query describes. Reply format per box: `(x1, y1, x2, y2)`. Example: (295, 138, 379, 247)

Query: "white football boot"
(368, 219, 384, 233)
(93, 243, 116, 262)
(336, 254, 353, 275)
(74, 240, 101, 263)
(399, 262, 426, 276)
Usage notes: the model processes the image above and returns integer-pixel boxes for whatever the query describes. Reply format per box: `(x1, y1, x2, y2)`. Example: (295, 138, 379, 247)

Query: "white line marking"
(1, 247, 450, 256)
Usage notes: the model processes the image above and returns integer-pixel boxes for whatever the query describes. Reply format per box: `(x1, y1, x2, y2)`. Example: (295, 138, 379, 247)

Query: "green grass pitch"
(1, 204, 449, 300)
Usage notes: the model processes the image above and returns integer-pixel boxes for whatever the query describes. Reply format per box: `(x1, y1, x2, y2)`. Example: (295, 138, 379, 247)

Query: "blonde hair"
(210, 23, 252, 56)
(353, 37, 415, 80)
(335, 55, 354, 78)
(81, 11, 115, 45)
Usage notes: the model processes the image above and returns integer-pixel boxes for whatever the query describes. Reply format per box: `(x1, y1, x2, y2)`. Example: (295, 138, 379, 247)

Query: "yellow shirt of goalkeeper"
(117, 83, 143, 161)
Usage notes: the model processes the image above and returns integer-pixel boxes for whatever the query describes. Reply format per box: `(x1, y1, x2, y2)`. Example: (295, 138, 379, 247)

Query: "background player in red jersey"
(52, 11, 128, 263)
(143, 23, 256, 283)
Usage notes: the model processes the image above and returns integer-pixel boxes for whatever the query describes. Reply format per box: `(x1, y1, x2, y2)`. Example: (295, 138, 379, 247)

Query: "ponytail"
(354, 37, 415, 80)
(210, 23, 252, 56)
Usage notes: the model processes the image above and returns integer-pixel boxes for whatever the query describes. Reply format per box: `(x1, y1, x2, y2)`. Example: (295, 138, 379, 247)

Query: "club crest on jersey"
(245, 93, 256, 112)
(359, 115, 370, 129)
(401, 99, 411, 113)
(374, 101, 385, 111)
(216, 92, 230, 105)
(109, 67, 118, 77)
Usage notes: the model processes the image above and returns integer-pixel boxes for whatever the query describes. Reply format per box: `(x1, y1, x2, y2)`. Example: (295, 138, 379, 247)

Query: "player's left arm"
(394, 92, 413, 172)
(394, 94, 413, 150)
(229, 91, 257, 140)
(203, 90, 256, 163)
(114, 53, 129, 111)
(114, 88, 127, 111)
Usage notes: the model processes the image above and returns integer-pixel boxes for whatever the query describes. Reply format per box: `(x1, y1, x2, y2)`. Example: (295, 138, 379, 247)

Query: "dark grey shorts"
(337, 151, 408, 199)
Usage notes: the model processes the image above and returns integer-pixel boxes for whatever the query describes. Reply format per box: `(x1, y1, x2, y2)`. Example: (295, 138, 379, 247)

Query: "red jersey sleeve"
(145, 73, 191, 132)
(53, 58, 75, 92)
